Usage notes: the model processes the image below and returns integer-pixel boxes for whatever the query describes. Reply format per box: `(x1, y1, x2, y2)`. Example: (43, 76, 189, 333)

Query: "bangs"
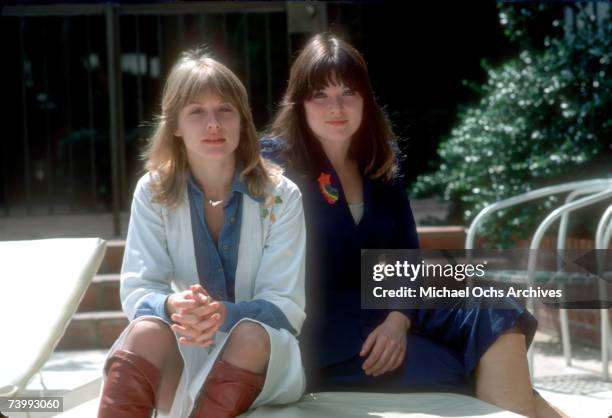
(302, 53, 369, 99)
(174, 59, 240, 110)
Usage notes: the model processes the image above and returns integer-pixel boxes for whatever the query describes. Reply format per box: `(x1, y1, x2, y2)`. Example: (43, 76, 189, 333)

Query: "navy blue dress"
(261, 137, 537, 395)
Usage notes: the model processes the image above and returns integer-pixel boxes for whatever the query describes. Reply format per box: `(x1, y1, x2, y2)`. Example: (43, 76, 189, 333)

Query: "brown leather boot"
(189, 360, 265, 418)
(98, 349, 160, 418)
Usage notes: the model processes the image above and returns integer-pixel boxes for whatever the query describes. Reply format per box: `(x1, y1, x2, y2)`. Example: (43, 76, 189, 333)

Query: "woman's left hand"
(171, 284, 227, 347)
(360, 311, 411, 377)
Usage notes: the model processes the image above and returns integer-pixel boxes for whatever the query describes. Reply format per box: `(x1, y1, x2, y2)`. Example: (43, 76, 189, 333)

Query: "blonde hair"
(143, 49, 280, 207)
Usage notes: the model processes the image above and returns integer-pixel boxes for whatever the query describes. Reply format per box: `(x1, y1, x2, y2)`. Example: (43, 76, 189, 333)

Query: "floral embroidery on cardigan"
(261, 194, 283, 223)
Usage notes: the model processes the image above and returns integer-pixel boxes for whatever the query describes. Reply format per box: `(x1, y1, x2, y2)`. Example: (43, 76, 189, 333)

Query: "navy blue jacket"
(261, 138, 420, 367)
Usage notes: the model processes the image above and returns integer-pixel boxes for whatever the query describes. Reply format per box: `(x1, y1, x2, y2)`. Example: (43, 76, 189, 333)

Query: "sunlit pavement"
(532, 330, 612, 418)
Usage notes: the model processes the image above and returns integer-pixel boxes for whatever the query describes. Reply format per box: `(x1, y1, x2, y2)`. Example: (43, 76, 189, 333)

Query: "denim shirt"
(133, 170, 296, 334)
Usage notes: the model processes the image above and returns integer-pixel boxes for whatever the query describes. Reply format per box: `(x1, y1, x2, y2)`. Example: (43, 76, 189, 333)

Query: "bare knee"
(222, 321, 270, 373)
(487, 326, 527, 356)
(125, 318, 176, 347)
(228, 321, 271, 354)
(502, 324, 525, 337)
(122, 318, 180, 370)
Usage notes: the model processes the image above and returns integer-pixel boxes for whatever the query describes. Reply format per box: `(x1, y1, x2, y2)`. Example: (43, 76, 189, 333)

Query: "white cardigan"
(120, 171, 307, 334)
(104, 172, 308, 416)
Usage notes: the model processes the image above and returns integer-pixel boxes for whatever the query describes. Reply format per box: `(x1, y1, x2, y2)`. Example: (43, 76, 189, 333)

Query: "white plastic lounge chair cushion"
(241, 391, 522, 417)
(0, 238, 106, 396)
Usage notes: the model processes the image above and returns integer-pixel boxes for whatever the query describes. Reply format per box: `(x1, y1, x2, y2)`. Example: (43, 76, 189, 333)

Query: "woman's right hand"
(360, 311, 410, 377)
(167, 285, 225, 347)
(166, 287, 206, 317)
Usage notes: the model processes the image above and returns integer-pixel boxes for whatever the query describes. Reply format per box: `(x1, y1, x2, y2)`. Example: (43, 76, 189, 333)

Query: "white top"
(348, 201, 364, 224)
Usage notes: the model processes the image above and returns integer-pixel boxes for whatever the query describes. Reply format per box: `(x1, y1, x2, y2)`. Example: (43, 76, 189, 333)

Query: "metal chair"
(595, 203, 612, 380)
(557, 187, 612, 367)
(466, 179, 612, 380)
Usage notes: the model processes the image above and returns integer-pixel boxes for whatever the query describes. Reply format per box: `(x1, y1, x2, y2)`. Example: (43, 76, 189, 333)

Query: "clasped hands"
(166, 284, 226, 347)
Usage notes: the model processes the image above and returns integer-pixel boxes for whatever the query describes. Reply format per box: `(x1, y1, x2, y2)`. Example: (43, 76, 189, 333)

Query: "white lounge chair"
(242, 391, 523, 417)
(0, 238, 106, 398)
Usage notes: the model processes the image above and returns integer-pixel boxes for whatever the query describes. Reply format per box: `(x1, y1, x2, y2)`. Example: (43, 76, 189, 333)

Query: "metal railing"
(2, 2, 311, 236)
(466, 179, 612, 380)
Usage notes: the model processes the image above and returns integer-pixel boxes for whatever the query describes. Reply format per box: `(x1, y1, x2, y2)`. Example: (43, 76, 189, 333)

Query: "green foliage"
(412, 4, 611, 247)
(497, 2, 564, 48)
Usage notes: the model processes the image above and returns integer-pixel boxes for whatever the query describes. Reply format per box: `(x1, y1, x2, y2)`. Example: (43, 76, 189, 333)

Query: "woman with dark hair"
(262, 33, 567, 418)
(97, 50, 307, 418)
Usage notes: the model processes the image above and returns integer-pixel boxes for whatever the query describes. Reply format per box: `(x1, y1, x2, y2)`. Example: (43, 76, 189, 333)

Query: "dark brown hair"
(269, 33, 398, 181)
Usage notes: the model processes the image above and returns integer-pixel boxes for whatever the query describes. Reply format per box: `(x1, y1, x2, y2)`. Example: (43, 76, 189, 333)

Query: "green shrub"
(412, 4, 611, 247)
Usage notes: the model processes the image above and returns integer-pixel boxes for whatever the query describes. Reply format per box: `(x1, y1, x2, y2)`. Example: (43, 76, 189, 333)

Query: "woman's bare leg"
(534, 392, 570, 418)
(475, 327, 537, 417)
(221, 321, 271, 373)
(189, 321, 269, 418)
(120, 318, 184, 413)
(475, 326, 568, 418)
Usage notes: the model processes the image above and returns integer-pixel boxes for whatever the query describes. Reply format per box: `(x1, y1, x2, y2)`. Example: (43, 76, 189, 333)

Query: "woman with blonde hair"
(97, 49, 306, 418)
(263, 33, 567, 418)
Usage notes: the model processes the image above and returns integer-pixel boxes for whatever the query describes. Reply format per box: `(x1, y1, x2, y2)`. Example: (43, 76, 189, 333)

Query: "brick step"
(96, 229, 464, 274)
(417, 226, 466, 249)
(66, 225, 464, 350)
(535, 304, 612, 349)
(77, 274, 121, 312)
(98, 239, 125, 274)
(58, 311, 128, 350)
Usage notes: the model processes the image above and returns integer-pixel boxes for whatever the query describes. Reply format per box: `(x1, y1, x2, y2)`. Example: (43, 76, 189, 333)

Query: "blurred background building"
(7, 1, 601, 234)
(3, 1, 610, 241)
